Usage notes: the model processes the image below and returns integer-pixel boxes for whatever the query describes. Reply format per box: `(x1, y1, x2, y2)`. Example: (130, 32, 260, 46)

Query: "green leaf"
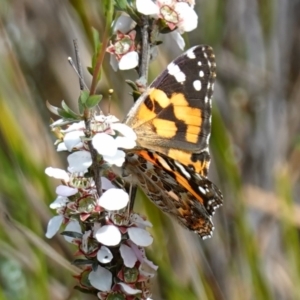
(87, 66, 94, 76)
(125, 80, 139, 91)
(78, 90, 89, 114)
(79, 90, 89, 105)
(61, 100, 80, 119)
(56, 108, 78, 120)
(46, 100, 60, 116)
(85, 95, 103, 108)
(91, 27, 100, 54)
(115, 0, 127, 10)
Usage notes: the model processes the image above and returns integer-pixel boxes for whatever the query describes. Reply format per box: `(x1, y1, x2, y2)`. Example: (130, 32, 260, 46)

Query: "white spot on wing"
(198, 61, 202, 66)
(186, 48, 196, 59)
(206, 133, 211, 145)
(174, 161, 191, 179)
(199, 70, 204, 77)
(167, 62, 186, 83)
(193, 80, 202, 91)
(198, 186, 206, 194)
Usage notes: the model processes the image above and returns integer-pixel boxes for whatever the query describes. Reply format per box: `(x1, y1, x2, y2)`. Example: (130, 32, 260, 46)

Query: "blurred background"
(1, 0, 300, 299)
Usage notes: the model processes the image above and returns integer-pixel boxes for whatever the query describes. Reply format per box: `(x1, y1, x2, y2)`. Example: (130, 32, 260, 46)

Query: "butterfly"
(122, 45, 223, 239)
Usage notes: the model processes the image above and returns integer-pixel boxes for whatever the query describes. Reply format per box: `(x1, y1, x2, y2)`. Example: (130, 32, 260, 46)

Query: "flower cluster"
(108, 0, 198, 70)
(45, 115, 157, 299)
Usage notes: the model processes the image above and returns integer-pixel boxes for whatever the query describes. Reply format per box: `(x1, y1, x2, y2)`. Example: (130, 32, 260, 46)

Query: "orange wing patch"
(167, 149, 209, 176)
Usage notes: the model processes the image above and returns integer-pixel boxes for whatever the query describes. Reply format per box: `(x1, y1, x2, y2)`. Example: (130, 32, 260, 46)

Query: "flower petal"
(97, 246, 113, 264)
(63, 130, 85, 151)
(67, 151, 92, 173)
(56, 185, 78, 197)
(61, 121, 85, 132)
(98, 188, 129, 210)
(64, 220, 82, 243)
(136, 0, 159, 15)
(176, 3, 198, 33)
(103, 150, 126, 167)
(88, 266, 112, 291)
(119, 51, 139, 70)
(114, 15, 135, 33)
(45, 167, 69, 181)
(95, 225, 121, 246)
(92, 133, 118, 156)
(57, 142, 68, 151)
(169, 30, 185, 50)
(118, 282, 141, 295)
(101, 177, 116, 190)
(49, 195, 69, 209)
(130, 214, 152, 228)
(45, 215, 64, 238)
(111, 123, 137, 141)
(120, 244, 137, 268)
(115, 136, 136, 150)
(128, 227, 153, 247)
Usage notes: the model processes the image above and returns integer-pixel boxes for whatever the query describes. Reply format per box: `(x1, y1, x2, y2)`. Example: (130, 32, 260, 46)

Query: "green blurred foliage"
(0, 0, 300, 299)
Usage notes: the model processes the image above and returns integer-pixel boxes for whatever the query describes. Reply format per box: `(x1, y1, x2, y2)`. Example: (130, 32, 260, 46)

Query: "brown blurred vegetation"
(1, 0, 300, 299)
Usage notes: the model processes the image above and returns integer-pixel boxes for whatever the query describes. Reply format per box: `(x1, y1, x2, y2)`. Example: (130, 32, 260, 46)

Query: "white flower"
(92, 124, 136, 167)
(97, 246, 113, 264)
(88, 266, 112, 291)
(128, 241, 158, 270)
(130, 214, 153, 229)
(63, 220, 82, 243)
(56, 185, 78, 197)
(81, 230, 91, 253)
(118, 51, 139, 70)
(118, 283, 142, 295)
(63, 130, 85, 151)
(93, 133, 118, 157)
(45, 167, 69, 182)
(49, 195, 69, 209)
(101, 177, 116, 190)
(95, 225, 121, 246)
(57, 142, 68, 151)
(98, 188, 129, 211)
(169, 30, 185, 50)
(111, 123, 137, 141)
(175, 2, 198, 33)
(45, 215, 64, 239)
(120, 244, 137, 268)
(67, 150, 92, 173)
(136, 0, 198, 34)
(61, 121, 85, 132)
(136, 0, 159, 15)
(103, 150, 126, 167)
(127, 227, 153, 247)
(113, 15, 135, 33)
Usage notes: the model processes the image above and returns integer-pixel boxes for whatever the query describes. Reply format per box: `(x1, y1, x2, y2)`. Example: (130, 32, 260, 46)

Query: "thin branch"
(73, 39, 85, 90)
(137, 16, 150, 88)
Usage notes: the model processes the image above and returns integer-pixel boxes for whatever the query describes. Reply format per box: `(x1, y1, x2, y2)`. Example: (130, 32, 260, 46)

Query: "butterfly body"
(123, 45, 222, 239)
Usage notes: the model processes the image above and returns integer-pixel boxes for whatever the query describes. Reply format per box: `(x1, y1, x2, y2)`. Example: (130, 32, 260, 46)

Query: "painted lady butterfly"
(123, 45, 223, 239)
